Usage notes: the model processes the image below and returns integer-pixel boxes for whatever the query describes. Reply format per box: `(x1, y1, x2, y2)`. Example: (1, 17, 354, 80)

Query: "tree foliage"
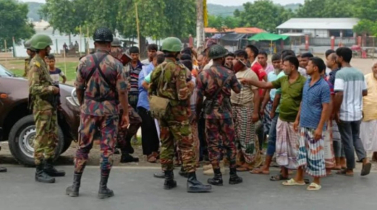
(296, 0, 355, 18)
(234, 0, 294, 32)
(0, 0, 35, 47)
(353, 0, 377, 35)
(208, 15, 239, 32)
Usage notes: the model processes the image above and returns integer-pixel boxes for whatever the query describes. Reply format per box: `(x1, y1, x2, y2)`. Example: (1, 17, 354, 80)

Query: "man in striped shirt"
(127, 46, 143, 109)
(333, 47, 371, 177)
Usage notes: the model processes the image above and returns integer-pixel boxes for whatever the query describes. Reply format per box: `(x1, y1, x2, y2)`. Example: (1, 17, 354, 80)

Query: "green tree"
(234, 0, 294, 32)
(296, 0, 354, 18)
(353, 0, 377, 35)
(0, 0, 35, 48)
(208, 15, 240, 32)
(163, 0, 196, 38)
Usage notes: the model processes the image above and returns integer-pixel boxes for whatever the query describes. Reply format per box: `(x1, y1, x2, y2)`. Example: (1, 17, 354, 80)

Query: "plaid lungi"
(276, 119, 299, 169)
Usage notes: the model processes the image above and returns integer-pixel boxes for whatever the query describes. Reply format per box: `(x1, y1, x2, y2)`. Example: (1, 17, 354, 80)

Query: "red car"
(0, 64, 80, 166)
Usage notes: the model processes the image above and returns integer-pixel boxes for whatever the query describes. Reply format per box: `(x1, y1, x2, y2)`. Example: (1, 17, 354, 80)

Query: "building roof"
(277, 18, 359, 30)
(205, 27, 265, 34)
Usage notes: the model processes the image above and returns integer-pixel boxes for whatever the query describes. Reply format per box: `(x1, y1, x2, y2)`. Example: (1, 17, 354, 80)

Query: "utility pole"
(196, 0, 204, 48)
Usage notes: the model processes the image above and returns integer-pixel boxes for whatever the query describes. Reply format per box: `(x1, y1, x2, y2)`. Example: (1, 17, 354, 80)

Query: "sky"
(21, 0, 305, 6)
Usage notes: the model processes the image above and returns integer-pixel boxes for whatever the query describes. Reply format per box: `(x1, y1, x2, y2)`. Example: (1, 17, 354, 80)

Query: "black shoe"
(153, 171, 165, 179)
(35, 164, 55, 183)
(120, 153, 139, 163)
(66, 172, 82, 197)
(0, 167, 7, 173)
(179, 167, 188, 178)
(114, 148, 120, 155)
(229, 168, 243, 185)
(98, 170, 114, 199)
(208, 169, 223, 186)
(44, 159, 65, 177)
(187, 172, 212, 193)
(164, 170, 177, 190)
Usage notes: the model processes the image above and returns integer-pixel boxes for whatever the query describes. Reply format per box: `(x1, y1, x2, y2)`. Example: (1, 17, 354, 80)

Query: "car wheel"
(8, 115, 64, 167)
(61, 138, 72, 154)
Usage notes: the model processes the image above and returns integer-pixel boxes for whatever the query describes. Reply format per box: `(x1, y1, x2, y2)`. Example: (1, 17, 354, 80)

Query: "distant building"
(277, 18, 359, 38)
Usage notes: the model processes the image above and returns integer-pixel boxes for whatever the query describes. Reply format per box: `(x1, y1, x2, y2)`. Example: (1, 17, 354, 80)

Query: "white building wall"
(303, 29, 329, 37)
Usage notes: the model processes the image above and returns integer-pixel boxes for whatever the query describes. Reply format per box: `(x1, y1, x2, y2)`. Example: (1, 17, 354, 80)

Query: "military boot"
(66, 172, 82, 197)
(179, 166, 188, 178)
(44, 159, 65, 177)
(187, 172, 212, 193)
(207, 169, 223, 186)
(35, 164, 55, 183)
(229, 168, 243, 185)
(164, 170, 177, 190)
(98, 170, 114, 199)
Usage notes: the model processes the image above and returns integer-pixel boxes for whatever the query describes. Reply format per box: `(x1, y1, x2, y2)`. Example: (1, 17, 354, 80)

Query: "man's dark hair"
(47, 54, 55, 60)
(272, 53, 281, 61)
(283, 56, 299, 70)
(181, 60, 193, 71)
(258, 51, 268, 58)
(301, 52, 314, 58)
(147, 44, 158, 51)
(181, 47, 192, 56)
(234, 49, 248, 59)
(180, 53, 192, 61)
(129, 46, 140, 54)
(336, 47, 352, 63)
(245, 45, 259, 57)
(226, 52, 235, 58)
(310, 57, 326, 73)
(325, 49, 335, 58)
(281, 50, 295, 60)
(157, 54, 165, 65)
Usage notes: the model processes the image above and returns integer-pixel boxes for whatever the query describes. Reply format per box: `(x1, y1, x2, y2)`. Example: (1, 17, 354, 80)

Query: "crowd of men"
(1, 26, 377, 198)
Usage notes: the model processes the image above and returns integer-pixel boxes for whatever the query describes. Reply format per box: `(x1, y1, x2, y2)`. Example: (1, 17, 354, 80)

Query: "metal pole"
(196, 0, 204, 48)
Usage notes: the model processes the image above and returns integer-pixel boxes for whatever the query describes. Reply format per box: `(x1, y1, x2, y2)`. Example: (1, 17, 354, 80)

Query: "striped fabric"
(324, 125, 335, 169)
(297, 127, 326, 177)
(276, 119, 299, 169)
(334, 67, 367, 121)
(233, 105, 261, 166)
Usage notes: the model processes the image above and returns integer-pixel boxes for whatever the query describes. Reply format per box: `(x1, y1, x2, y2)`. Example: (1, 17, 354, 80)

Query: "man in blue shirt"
(285, 57, 330, 191)
(137, 53, 165, 163)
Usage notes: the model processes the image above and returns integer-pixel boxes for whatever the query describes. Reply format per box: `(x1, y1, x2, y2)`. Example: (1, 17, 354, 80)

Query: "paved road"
(0, 165, 376, 210)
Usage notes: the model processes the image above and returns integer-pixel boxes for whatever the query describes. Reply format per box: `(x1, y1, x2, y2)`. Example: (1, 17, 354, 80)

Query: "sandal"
(250, 168, 270, 175)
(282, 178, 306, 186)
(361, 162, 372, 176)
(336, 169, 353, 176)
(307, 182, 322, 191)
(270, 174, 289, 181)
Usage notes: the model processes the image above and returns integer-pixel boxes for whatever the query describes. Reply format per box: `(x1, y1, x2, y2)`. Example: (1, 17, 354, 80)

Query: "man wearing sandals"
(285, 57, 330, 191)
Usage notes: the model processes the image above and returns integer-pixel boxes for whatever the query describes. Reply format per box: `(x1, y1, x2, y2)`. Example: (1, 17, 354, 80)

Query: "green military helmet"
(208, 44, 227, 59)
(24, 39, 35, 51)
(30, 34, 53, 50)
(161, 37, 182, 52)
(111, 37, 122, 47)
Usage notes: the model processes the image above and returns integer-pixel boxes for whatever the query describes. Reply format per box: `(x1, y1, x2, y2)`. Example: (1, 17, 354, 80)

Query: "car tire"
(8, 115, 64, 167)
(61, 138, 72, 154)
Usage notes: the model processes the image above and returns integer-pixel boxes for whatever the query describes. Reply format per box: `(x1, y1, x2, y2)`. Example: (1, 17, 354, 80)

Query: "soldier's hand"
(51, 86, 60, 94)
(121, 114, 130, 129)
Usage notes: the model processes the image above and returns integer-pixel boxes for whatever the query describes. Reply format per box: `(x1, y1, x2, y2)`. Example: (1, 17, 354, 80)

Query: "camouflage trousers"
(175, 122, 200, 168)
(75, 114, 119, 173)
(33, 108, 58, 165)
(159, 114, 196, 173)
(117, 105, 142, 152)
(205, 118, 237, 169)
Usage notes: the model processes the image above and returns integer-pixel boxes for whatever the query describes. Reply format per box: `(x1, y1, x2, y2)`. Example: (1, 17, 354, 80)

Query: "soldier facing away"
(66, 27, 129, 199)
(28, 34, 66, 183)
(149, 37, 212, 193)
(24, 39, 36, 77)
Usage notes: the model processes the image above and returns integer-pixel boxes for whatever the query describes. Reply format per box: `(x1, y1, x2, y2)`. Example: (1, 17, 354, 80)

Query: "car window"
(0, 64, 14, 77)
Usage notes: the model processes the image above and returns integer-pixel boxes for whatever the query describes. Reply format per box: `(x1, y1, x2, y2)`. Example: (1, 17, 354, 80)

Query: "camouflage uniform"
(28, 54, 58, 165)
(149, 58, 195, 172)
(196, 64, 241, 170)
(74, 50, 127, 173)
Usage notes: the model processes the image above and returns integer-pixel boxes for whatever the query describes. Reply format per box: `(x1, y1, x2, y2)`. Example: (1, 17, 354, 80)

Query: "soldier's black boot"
(98, 170, 114, 199)
(229, 168, 243, 185)
(164, 170, 177, 190)
(120, 152, 139, 163)
(35, 164, 55, 183)
(0, 167, 7, 173)
(66, 172, 82, 197)
(44, 159, 65, 177)
(187, 172, 212, 193)
(207, 168, 223, 186)
(179, 166, 188, 178)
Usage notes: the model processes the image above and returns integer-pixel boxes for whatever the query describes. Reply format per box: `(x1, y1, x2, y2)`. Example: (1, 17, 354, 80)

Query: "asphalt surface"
(0, 165, 376, 210)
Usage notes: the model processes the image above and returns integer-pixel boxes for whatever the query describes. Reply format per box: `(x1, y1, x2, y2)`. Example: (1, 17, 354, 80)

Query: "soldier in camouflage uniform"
(196, 44, 243, 186)
(66, 28, 129, 199)
(149, 37, 211, 193)
(24, 39, 36, 77)
(111, 37, 140, 163)
(28, 34, 66, 183)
